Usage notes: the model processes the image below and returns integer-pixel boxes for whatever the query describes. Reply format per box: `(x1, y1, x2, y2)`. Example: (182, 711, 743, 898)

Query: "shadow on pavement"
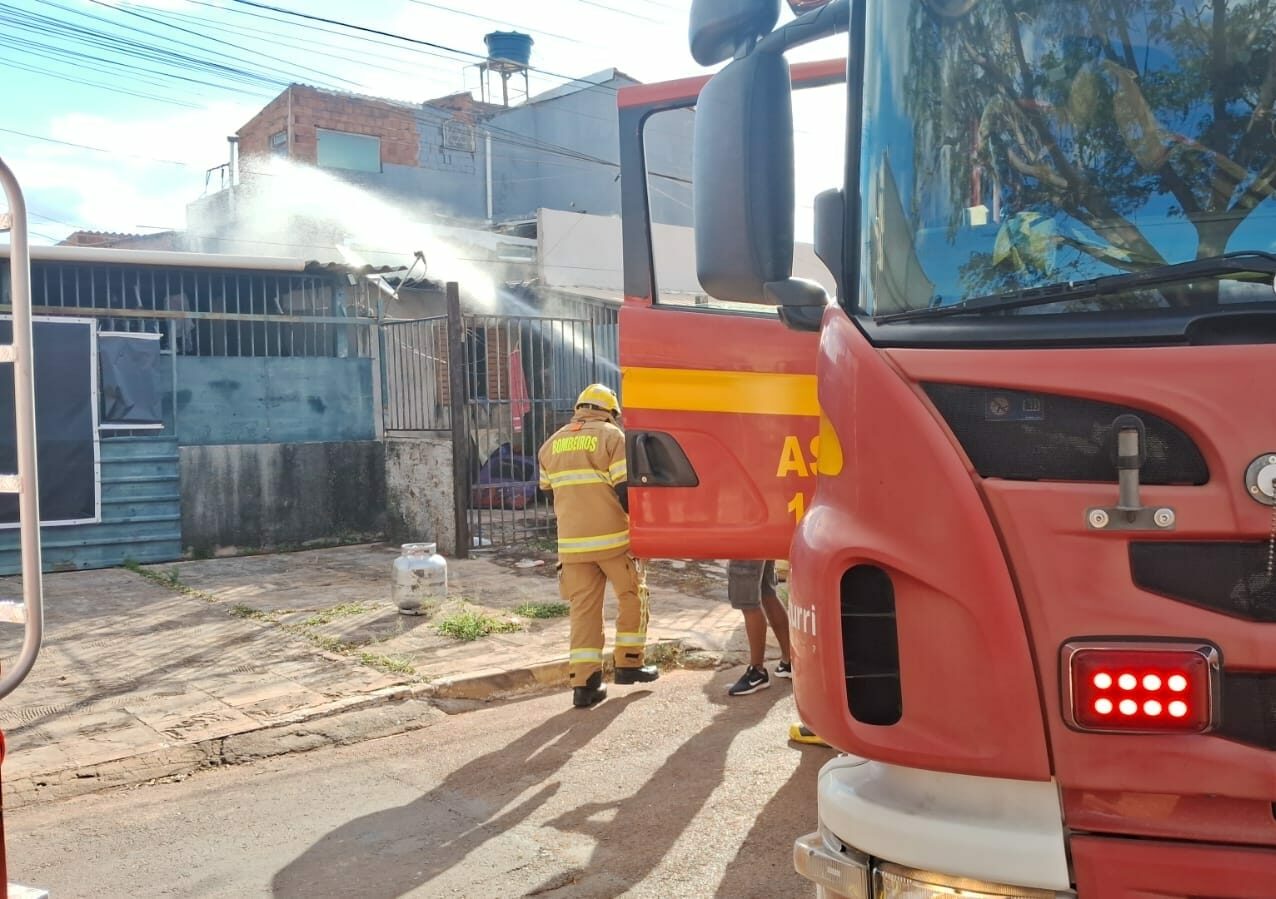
(712, 742, 829, 898)
(269, 692, 648, 898)
(523, 669, 786, 897)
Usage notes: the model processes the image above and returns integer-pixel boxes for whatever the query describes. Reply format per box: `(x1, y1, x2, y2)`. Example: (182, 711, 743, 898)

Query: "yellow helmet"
(575, 383, 620, 415)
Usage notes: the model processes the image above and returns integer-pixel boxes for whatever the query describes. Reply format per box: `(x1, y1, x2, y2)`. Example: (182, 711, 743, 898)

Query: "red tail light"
(1062, 642, 1220, 734)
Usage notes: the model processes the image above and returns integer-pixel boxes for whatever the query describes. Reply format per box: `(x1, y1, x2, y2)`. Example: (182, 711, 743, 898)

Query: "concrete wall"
(384, 436, 457, 556)
(538, 209, 837, 299)
(488, 75, 693, 225)
(181, 441, 384, 556)
(175, 357, 375, 446)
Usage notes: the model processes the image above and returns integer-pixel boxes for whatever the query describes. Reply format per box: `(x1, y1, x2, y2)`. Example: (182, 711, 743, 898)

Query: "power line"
(172, 0, 641, 131)
(0, 3, 288, 96)
(0, 52, 205, 108)
(0, 126, 196, 167)
(148, 5, 457, 83)
(570, 0, 664, 25)
(0, 121, 693, 189)
(226, 0, 625, 95)
(404, 0, 587, 46)
(82, 0, 356, 89)
(182, 0, 482, 85)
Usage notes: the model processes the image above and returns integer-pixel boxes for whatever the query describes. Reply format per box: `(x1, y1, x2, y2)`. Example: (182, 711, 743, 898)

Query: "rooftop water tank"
(484, 31, 533, 68)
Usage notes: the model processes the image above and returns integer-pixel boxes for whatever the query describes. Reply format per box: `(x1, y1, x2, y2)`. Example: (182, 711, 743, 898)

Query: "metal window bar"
(380, 316, 450, 433)
(0, 262, 374, 360)
(461, 311, 605, 552)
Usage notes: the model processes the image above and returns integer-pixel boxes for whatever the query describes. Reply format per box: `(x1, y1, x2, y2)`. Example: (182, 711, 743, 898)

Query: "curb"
(3, 640, 705, 809)
(3, 685, 437, 810)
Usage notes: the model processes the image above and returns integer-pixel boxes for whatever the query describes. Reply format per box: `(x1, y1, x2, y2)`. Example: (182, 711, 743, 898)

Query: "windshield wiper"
(877, 252, 1276, 324)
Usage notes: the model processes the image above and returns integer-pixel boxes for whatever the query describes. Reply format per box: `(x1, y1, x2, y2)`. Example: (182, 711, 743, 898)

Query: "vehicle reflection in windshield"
(858, 0, 1276, 319)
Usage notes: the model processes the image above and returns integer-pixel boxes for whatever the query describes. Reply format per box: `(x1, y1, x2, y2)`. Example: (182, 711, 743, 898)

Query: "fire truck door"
(614, 62, 841, 561)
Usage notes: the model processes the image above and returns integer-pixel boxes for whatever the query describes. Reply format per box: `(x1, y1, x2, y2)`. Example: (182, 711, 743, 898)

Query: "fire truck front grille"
(1220, 674, 1276, 750)
(923, 384, 1208, 485)
(841, 565, 902, 726)
(1130, 542, 1276, 622)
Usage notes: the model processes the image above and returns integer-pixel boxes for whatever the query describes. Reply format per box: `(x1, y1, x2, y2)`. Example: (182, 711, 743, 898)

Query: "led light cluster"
(1066, 644, 1216, 734)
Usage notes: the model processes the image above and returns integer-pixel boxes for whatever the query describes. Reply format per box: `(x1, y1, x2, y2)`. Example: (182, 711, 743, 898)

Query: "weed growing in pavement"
(229, 604, 274, 622)
(435, 609, 522, 641)
(357, 651, 415, 675)
(123, 559, 199, 595)
(301, 602, 371, 628)
(303, 632, 354, 654)
(121, 559, 425, 680)
(514, 601, 570, 619)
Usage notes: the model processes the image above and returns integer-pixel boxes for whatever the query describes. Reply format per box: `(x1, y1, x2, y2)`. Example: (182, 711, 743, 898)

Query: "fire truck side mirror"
(693, 48, 796, 303)
(689, 0, 781, 66)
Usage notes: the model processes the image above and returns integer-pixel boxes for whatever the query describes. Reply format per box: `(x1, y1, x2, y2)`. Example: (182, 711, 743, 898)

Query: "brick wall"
(484, 326, 513, 402)
(433, 325, 514, 405)
(237, 89, 290, 168)
(237, 85, 420, 175)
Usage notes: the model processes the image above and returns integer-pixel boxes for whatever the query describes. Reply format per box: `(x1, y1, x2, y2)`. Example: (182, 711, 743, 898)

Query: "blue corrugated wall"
(0, 435, 181, 573)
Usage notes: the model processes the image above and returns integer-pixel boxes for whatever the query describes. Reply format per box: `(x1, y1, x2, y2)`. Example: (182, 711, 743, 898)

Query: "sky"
(0, 0, 845, 247)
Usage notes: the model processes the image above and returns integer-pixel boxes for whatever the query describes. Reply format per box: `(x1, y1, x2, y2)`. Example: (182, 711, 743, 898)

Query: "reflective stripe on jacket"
(538, 409, 629, 562)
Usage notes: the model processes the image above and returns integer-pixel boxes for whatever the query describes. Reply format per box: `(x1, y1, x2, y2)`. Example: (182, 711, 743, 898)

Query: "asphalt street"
(5, 667, 830, 898)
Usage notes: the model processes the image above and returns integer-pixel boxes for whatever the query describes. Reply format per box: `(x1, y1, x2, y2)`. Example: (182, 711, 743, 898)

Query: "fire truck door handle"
(629, 432, 700, 488)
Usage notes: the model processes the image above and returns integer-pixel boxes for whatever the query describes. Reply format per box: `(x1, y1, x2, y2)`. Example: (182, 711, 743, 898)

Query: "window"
(269, 130, 288, 156)
(643, 77, 845, 310)
(316, 128, 381, 173)
(858, 0, 1276, 322)
(443, 120, 476, 153)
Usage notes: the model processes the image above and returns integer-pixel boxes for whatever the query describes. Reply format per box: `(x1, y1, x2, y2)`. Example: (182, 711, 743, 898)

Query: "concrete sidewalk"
(0, 545, 764, 808)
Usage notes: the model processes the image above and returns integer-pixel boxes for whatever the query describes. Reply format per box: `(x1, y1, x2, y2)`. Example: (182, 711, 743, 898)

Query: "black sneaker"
(774, 660, 793, 679)
(614, 665, 660, 684)
(728, 665, 770, 696)
(572, 671, 607, 709)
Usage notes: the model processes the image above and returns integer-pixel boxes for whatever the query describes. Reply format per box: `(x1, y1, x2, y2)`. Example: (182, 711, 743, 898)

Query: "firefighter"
(538, 383, 657, 708)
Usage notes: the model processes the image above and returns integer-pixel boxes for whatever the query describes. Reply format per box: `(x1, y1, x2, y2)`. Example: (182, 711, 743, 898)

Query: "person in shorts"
(726, 560, 792, 696)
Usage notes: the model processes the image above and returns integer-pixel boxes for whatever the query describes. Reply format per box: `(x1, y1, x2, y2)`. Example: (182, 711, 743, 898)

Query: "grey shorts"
(727, 560, 777, 610)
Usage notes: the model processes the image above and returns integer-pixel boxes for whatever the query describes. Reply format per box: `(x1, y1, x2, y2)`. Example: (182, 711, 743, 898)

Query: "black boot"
(572, 671, 607, 708)
(614, 665, 660, 685)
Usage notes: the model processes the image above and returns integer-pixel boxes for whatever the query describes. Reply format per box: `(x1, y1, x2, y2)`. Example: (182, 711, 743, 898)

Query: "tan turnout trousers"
(561, 553, 649, 684)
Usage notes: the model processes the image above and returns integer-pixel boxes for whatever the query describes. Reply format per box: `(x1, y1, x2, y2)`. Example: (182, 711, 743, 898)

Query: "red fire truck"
(619, 0, 1276, 895)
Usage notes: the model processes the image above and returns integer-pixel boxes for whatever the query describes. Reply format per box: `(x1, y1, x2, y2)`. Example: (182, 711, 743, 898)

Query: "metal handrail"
(0, 156, 44, 701)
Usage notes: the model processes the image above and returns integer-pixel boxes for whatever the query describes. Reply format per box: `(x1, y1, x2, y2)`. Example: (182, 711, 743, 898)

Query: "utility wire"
(571, 0, 664, 25)
(0, 52, 205, 108)
(148, 5, 458, 82)
(82, 0, 356, 88)
(226, 0, 626, 95)
(404, 0, 587, 45)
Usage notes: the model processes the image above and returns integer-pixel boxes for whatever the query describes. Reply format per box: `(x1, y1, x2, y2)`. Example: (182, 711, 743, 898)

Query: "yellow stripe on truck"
(621, 367, 819, 417)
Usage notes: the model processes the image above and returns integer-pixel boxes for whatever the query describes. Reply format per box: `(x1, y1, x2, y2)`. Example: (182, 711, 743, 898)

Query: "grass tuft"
(514, 601, 570, 619)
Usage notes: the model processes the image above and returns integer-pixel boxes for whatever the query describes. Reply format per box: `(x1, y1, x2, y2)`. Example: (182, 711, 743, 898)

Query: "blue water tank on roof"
(485, 31, 533, 67)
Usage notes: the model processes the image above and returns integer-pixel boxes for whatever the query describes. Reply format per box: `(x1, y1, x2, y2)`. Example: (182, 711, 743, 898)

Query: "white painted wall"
(537, 209, 837, 300)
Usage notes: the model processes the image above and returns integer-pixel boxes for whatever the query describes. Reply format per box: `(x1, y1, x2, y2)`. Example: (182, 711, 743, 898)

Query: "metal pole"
(446, 283, 470, 558)
(0, 156, 44, 700)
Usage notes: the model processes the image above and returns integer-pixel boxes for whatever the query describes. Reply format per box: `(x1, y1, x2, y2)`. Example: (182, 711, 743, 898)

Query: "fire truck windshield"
(857, 0, 1276, 326)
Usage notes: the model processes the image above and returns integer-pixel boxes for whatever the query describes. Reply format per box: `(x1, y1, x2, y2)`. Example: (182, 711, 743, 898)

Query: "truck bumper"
(794, 755, 1073, 898)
